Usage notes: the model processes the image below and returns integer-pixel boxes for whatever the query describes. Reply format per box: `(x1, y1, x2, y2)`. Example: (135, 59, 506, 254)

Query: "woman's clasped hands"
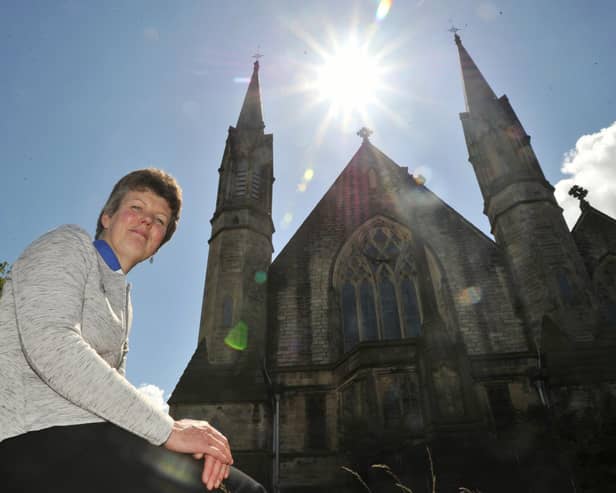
(164, 419, 233, 491)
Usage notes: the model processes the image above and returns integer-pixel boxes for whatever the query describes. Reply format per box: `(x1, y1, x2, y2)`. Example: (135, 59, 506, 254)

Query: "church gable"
(572, 204, 616, 327)
(572, 203, 616, 275)
(268, 140, 527, 370)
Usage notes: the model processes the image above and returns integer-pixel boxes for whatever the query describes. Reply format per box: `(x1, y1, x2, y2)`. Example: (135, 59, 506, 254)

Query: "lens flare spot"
(414, 174, 426, 186)
(376, 0, 392, 21)
(456, 286, 482, 306)
(281, 212, 293, 228)
(224, 321, 248, 351)
(297, 183, 307, 192)
(303, 168, 315, 181)
(254, 271, 267, 284)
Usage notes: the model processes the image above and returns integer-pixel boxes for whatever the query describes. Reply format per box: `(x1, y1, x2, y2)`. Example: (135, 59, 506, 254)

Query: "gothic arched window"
(334, 218, 429, 352)
(222, 296, 233, 327)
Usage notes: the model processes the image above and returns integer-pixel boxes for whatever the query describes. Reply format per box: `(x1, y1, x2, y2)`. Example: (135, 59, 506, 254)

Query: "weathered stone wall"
(171, 402, 271, 451)
(573, 207, 616, 275)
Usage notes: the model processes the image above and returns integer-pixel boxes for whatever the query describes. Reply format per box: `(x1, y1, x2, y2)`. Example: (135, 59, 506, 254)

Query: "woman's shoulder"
(35, 224, 92, 244)
(48, 224, 92, 242)
(16, 225, 96, 268)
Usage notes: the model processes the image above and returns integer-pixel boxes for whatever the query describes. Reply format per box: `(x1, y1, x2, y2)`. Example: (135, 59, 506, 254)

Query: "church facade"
(169, 36, 616, 492)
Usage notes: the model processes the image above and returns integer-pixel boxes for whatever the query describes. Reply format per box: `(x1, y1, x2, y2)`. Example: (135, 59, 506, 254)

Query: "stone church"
(169, 35, 616, 492)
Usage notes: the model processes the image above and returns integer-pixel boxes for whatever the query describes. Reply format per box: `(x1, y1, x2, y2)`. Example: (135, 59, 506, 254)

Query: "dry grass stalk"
(341, 465, 373, 493)
(371, 464, 414, 493)
(426, 446, 436, 493)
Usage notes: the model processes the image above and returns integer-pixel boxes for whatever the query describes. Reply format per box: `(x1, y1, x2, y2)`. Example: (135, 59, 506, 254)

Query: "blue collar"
(93, 240, 122, 272)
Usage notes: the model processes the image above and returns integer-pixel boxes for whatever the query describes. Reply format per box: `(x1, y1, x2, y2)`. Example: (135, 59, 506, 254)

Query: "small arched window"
(368, 168, 378, 189)
(557, 270, 574, 306)
(222, 296, 233, 327)
(594, 256, 616, 325)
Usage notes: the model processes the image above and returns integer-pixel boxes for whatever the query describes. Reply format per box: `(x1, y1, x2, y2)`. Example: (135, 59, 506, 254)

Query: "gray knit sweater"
(0, 225, 173, 445)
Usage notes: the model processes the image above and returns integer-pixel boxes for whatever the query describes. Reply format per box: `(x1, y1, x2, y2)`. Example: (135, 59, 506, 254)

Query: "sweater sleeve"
(12, 226, 173, 445)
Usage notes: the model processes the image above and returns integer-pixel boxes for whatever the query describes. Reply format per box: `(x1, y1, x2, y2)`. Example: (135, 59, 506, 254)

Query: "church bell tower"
(455, 34, 597, 344)
(199, 59, 274, 365)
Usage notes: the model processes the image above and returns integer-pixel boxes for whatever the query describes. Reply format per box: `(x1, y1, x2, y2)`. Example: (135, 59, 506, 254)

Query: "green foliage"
(0, 261, 10, 297)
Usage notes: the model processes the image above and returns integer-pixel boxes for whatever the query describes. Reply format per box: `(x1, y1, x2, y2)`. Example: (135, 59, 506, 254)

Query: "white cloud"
(143, 27, 159, 42)
(554, 121, 616, 228)
(137, 383, 169, 413)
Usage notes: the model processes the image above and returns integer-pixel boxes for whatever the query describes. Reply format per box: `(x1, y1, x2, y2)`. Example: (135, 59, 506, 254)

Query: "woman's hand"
(164, 419, 233, 490)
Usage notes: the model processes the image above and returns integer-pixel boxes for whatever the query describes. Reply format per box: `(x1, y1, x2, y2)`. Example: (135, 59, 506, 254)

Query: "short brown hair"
(96, 168, 182, 247)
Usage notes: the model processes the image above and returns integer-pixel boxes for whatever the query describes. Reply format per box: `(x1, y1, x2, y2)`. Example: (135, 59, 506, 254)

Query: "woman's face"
(100, 188, 171, 273)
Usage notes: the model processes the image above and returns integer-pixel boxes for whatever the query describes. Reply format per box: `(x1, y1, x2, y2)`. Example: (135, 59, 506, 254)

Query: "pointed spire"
(455, 34, 498, 113)
(236, 59, 265, 130)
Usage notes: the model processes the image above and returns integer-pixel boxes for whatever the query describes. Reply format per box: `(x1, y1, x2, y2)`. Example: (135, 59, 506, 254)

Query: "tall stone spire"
(199, 57, 274, 363)
(456, 34, 598, 345)
(455, 34, 497, 113)
(236, 60, 265, 130)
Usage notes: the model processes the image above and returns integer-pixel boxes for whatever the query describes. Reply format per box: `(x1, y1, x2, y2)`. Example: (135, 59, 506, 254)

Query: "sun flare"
(286, 21, 401, 136)
(315, 39, 384, 117)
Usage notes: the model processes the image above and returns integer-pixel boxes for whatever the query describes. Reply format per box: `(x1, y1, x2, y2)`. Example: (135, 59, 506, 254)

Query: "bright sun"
(315, 39, 384, 118)
(289, 23, 398, 136)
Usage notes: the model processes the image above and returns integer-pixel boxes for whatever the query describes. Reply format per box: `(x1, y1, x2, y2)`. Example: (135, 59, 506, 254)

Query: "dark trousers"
(0, 423, 267, 493)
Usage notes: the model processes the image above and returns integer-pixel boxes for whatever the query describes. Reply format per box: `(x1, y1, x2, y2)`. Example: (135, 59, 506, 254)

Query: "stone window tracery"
(334, 219, 424, 352)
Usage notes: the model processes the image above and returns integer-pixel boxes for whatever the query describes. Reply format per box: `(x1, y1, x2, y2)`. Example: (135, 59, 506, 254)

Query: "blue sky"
(2, 0, 615, 401)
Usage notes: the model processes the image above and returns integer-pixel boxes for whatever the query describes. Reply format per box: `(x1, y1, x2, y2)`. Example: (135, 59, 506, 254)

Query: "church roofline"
(572, 202, 616, 235)
(271, 139, 499, 268)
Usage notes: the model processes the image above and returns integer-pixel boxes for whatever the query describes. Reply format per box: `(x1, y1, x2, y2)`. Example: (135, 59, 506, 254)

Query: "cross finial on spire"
(448, 25, 462, 45)
(357, 126, 373, 142)
(252, 49, 263, 69)
(568, 184, 590, 210)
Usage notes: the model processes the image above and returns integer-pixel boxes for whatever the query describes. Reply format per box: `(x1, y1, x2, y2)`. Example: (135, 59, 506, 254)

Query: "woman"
(0, 169, 266, 493)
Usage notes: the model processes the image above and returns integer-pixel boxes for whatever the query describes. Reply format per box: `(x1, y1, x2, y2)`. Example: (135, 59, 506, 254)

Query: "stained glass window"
(335, 220, 432, 351)
(360, 280, 378, 340)
(379, 273, 401, 339)
(401, 278, 421, 337)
